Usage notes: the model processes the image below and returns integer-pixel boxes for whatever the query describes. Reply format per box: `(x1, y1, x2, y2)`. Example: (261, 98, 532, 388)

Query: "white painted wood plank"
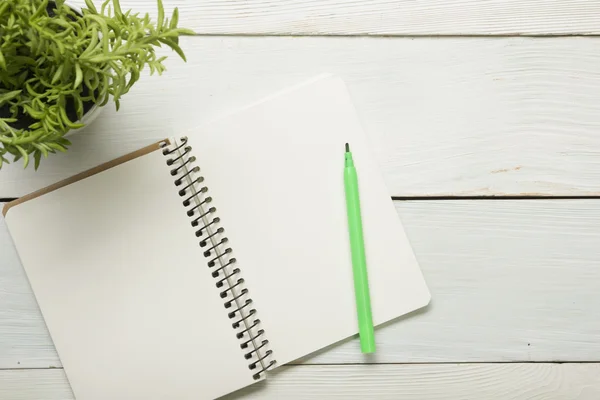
(308, 200, 600, 363)
(0, 205, 59, 369)
(2, 200, 600, 368)
(3, 37, 600, 197)
(71, 0, 600, 36)
(2, 364, 600, 400)
(0, 369, 72, 400)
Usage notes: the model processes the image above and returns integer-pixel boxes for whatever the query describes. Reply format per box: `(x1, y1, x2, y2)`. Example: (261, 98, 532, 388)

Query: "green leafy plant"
(0, 0, 194, 169)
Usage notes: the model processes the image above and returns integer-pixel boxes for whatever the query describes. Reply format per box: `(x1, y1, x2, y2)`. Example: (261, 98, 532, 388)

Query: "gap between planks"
(5, 360, 600, 371)
(2, 364, 600, 400)
(183, 33, 600, 38)
(4, 197, 600, 202)
(392, 196, 600, 200)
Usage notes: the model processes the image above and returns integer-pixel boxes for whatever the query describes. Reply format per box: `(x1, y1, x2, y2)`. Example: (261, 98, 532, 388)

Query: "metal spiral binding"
(161, 137, 277, 380)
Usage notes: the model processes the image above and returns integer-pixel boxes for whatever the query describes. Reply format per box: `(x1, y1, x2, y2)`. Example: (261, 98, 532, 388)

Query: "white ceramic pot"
(65, 101, 104, 137)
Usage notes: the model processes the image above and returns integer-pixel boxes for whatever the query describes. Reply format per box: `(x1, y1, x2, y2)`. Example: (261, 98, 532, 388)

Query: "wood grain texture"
(3, 37, 600, 197)
(2, 200, 600, 368)
(71, 0, 600, 36)
(0, 208, 59, 369)
(2, 364, 600, 400)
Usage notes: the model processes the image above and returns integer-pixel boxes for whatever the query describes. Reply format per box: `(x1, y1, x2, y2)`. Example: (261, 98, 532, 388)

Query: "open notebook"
(3, 75, 430, 400)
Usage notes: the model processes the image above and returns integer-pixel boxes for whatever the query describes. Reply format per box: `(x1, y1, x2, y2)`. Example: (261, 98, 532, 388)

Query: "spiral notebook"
(3, 75, 430, 400)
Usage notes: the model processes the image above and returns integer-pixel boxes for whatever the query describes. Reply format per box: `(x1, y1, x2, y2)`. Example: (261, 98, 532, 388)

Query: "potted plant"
(0, 0, 194, 169)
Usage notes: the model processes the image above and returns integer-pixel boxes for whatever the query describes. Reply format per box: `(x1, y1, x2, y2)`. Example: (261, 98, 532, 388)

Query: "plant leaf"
(100, 0, 111, 14)
(81, 26, 99, 58)
(113, 0, 123, 16)
(126, 68, 140, 90)
(59, 106, 84, 130)
(158, 37, 186, 62)
(16, 145, 29, 169)
(74, 95, 84, 119)
(0, 2, 9, 18)
(30, 0, 49, 20)
(33, 143, 49, 157)
(74, 63, 83, 89)
(98, 74, 110, 106)
(84, 14, 110, 57)
(34, 150, 41, 170)
(157, 0, 164, 30)
(23, 104, 45, 119)
(170, 7, 179, 29)
(47, 142, 68, 152)
(84, 0, 98, 14)
(0, 91, 22, 106)
(51, 65, 64, 84)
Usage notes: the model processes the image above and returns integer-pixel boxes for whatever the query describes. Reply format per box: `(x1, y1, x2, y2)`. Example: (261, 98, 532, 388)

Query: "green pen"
(344, 143, 376, 354)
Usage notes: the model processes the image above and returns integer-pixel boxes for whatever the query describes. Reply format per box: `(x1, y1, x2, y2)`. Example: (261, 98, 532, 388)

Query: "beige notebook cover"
(4, 75, 430, 400)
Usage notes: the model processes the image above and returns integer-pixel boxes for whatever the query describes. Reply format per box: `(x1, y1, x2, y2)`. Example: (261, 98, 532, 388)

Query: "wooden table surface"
(2, 1, 600, 398)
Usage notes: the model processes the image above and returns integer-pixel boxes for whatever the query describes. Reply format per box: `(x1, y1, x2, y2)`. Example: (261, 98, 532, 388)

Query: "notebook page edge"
(2, 138, 171, 217)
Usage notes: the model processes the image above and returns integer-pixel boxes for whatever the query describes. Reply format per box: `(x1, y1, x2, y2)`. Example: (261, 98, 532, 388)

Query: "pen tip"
(345, 143, 350, 152)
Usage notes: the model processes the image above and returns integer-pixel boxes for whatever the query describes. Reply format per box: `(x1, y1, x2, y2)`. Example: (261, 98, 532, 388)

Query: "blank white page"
(184, 75, 431, 366)
(4, 149, 257, 400)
